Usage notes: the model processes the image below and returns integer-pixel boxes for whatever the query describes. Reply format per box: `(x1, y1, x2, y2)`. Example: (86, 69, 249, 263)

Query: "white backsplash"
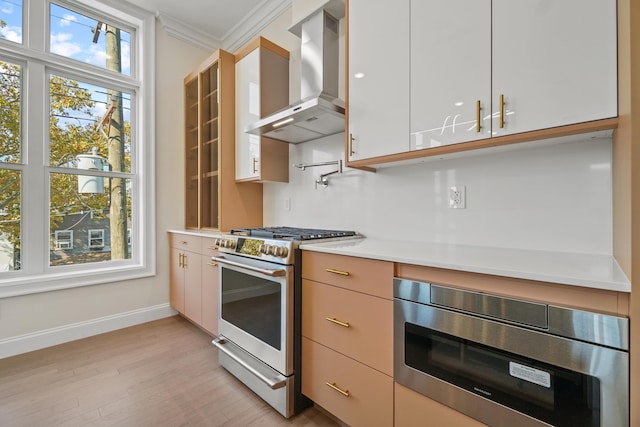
(263, 134, 613, 255)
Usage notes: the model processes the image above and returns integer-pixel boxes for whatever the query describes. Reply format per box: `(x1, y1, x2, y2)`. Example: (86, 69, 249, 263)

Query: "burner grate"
(230, 226, 357, 241)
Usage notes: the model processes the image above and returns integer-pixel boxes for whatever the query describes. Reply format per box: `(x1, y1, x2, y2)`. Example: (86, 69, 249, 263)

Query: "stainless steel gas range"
(211, 226, 361, 418)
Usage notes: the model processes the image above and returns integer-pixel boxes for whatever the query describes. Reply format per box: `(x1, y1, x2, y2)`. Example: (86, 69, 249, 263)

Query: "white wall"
(259, 4, 613, 256)
(0, 21, 210, 354)
(263, 134, 613, 255)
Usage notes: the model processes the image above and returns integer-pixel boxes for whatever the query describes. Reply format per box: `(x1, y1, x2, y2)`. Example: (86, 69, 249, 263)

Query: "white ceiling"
(120, 0, 291, 50)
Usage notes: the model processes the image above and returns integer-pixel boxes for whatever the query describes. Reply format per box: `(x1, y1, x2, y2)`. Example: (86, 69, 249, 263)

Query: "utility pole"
(104, 24, 128, 260)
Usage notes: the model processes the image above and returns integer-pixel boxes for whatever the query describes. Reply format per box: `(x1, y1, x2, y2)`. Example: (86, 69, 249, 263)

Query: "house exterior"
(50, 210, 131, 266)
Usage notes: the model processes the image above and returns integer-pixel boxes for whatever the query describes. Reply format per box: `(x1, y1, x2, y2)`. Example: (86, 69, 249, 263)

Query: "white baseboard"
(0, 303, 177, 359)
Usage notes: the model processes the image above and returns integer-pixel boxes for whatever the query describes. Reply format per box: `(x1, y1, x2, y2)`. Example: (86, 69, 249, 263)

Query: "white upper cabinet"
(410, 0, 492, 150)
(236, 48, 261, 180)
(347, 0, 410, 160)
(491, 0, 617, 137)
(348, 0, 618, 164)
(235, 38, 290, 182)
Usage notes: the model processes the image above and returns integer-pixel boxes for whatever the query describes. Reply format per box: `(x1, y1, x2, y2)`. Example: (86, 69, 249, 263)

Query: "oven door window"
(405, 323, 601, 427)
(221, 268, 282, 350)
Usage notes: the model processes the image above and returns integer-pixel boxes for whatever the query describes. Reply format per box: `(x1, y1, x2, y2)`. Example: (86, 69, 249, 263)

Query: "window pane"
(0, 0, 22, 43)
(50, 172, 132, 266)
(88, 229, 104, 248)
(49, 3, 131, 76)
(0, 59, 21, 163)
(49, 74, 132, 173)
(0, 168, 20, 271)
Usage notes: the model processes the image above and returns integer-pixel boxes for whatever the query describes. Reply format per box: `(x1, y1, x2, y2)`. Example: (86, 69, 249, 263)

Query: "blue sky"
(1, 1, 132, 142)
(1, 0, 131, 75)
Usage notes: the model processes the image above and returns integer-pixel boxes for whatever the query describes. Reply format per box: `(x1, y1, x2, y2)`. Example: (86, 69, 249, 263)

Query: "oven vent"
(429, 285, 549, 329)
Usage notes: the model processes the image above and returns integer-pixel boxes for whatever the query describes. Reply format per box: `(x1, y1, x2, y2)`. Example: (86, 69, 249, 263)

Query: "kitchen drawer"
(301, 251, 393, 299)
(201, 236, 220, 257)
(302, 279, 392, 375)
(302, 337, 393, 427)
(169, 232, 201, 252)
(395, 383, 488, 427)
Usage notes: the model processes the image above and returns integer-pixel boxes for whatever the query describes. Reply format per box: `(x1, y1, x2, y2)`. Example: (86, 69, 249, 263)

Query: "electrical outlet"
(449, 186, 466, 209)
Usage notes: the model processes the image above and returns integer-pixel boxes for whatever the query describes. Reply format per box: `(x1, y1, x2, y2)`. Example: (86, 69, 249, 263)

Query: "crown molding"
(222, 0, 292, 53)
(155, 0, 291, 53)
(156, 11, 221, 51)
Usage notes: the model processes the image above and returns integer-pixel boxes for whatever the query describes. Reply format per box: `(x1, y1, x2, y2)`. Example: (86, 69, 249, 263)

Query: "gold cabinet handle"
(178, 253, 184, 268)
(349, 133, 355, 156)
(180, 240, 188, 245)
(476, 100, 481, 132)
(326, 382, 350, 397)
(207, 261, 218, 267)
(499, 94, 505, 128)
(325, 317, 350, 328)
(182, 253, 187, 268)
(252, 157, 259, 174)
(326, 268, 350, 276)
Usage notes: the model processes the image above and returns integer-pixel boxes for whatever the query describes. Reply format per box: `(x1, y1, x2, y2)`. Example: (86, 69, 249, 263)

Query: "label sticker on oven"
(509, 362, 551, 388)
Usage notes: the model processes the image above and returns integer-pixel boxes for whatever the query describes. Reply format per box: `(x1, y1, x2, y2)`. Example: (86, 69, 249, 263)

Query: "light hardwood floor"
(0, 316, 341, 427)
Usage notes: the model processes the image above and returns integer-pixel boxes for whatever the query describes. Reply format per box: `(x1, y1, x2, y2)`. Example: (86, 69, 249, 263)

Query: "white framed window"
(0, 0, 155, 297)
(88, 229, 104, 248)
(54, 230, 73, 249)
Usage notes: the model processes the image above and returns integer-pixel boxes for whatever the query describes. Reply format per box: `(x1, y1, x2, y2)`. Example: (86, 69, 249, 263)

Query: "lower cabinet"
(301, 251, 394, 426)
(395, 383, 488, 427)
(169, 232, 219, 336)
(302, 338, 393, 427)
(200, 237, 219, 336)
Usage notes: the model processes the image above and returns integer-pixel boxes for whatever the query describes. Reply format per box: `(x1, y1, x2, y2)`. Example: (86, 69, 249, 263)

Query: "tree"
(0, 61, 131, 269)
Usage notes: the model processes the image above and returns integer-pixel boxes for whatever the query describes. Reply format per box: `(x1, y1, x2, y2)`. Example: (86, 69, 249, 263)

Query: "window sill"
(0, 263, 156, 298)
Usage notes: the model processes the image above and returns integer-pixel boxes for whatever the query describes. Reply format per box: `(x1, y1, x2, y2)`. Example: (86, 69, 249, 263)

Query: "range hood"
(245, 1, 345, 144)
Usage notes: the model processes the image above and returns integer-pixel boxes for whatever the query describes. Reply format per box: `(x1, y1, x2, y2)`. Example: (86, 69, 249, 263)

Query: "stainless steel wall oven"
(394, 278, 629, 427)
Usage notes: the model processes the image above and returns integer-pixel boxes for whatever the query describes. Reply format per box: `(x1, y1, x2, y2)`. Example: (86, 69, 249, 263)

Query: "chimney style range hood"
(244, 0, 345, 144)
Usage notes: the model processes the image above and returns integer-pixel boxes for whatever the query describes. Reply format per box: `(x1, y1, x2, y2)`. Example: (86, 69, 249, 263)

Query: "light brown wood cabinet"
(183, 49, 262, 231)
(169, 232, 219, 336)
(200, 237, 220, 336)
(301, 251, 394, 426)
(395, 383, 488, 427)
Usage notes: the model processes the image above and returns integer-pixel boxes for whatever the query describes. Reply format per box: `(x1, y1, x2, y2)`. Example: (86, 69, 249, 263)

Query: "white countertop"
(167, 229, 223, 238)
(299, 238, 631, 292)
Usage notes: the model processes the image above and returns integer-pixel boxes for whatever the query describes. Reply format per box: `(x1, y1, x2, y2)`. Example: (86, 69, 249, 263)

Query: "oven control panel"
(215, 236, 294, 264)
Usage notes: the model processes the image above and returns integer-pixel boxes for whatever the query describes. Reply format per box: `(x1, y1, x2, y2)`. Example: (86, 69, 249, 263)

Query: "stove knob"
(266, 245, 276, 256)
(228, 240, 237, 249)
(275, 247, 289, 258)
(259, 244, 270, 255)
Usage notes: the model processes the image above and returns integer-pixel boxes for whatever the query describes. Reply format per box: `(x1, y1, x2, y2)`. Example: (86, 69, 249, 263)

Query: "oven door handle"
(212, 337, 287, 390)
(211, 256, 287, 277)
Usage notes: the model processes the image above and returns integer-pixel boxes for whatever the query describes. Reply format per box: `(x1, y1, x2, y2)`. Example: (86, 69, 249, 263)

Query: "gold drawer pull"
(180, 241, 188, 245)
(326, 382, 350, 397)
(499, 94, 505, 128)
(325, 317, 350, 328)
(326, 268, 350, 276)
(207, 262, 218, 267)
(208, 246, 217, 251)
